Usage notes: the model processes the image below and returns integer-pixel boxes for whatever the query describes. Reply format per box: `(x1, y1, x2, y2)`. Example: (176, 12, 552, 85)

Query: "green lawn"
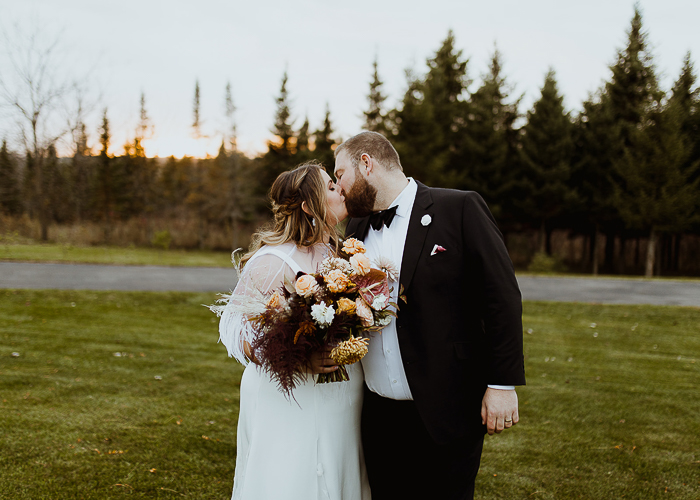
(1, 291, 699, 499)
(478, 301, 700, 499)
(0, 289, 239, 499)
(0, 243, 232, 268)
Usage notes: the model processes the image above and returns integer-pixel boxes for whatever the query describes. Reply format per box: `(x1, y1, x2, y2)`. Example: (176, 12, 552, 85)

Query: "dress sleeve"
(210, 253, 296, 365)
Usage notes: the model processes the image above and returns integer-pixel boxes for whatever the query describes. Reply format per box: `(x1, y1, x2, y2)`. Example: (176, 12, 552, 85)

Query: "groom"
(333, 131, 525, 500)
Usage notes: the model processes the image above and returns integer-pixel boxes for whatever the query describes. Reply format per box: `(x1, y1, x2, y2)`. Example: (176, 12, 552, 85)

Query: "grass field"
(1, 290, 699, 499)
(0, 242, 232, 268)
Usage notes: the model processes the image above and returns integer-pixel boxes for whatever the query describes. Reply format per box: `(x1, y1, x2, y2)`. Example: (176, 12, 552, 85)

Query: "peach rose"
(355, 298, 374, 327)
(324, 269, 350, 293)
(337, 297, 356, 315)
(350, 253, 372, 276)
(342, 238, 366, 255)
(294, 274, 318, 298)
(266, 290, 284, 309)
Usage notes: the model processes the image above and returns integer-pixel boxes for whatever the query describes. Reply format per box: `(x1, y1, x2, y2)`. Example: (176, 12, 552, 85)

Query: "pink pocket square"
(430, 244, 446, 256)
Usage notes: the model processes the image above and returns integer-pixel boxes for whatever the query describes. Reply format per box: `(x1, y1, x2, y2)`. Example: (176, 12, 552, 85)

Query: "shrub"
(527, 251, 567, 274)
(151, 229, 172, 250)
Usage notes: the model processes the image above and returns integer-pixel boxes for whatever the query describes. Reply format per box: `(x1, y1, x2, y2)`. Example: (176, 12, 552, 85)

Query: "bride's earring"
(301, 201, 315, 228)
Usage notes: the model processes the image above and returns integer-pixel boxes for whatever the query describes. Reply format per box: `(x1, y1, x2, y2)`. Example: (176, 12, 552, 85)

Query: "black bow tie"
(369, 206, 398, 232)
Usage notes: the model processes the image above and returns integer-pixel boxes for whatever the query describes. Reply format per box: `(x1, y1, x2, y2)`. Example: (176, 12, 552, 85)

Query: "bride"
(216, 162, 371, 500)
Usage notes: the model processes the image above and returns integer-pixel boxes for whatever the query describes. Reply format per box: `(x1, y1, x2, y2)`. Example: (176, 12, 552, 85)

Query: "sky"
(1, 0, 699, 159)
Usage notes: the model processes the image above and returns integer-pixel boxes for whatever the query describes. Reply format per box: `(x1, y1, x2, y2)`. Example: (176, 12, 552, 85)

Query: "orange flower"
(337, 297, 356, 315)
(350, 253, 371, 276)
(266, 290, 283, 309)
(324, 269, 350, 293)
(355, 298, 374, 327)
(295, 274, 318, 297)
(343, 238, 366, 255)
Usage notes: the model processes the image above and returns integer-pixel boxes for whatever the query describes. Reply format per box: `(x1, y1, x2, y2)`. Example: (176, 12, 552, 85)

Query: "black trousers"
(361, 385, 485, 500)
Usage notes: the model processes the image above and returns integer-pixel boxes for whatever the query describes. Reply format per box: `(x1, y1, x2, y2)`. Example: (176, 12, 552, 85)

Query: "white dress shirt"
(361, 178, 417, 400)
(361, 179, 514, 400)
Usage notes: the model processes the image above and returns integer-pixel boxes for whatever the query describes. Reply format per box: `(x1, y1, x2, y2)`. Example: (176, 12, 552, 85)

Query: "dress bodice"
(216, 242, 332, 364)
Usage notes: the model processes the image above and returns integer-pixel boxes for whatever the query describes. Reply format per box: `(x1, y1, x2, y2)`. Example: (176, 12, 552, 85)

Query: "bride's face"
(320, 169, 348, 224)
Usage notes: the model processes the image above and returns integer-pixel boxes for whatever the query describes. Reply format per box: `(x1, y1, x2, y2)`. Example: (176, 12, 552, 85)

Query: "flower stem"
(316, 365, 349, 384)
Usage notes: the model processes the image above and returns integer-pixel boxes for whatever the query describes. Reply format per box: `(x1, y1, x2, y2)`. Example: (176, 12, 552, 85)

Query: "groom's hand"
(308, 348, 339, 374)
(481, 387, 519, 435)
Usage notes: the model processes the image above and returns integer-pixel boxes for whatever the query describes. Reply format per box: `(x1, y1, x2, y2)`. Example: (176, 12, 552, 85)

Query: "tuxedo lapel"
(346, 216, 371, 241)
(399, 182, 434, 293)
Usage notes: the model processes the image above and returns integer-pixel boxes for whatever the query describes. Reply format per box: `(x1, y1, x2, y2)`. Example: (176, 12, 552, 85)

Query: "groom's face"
(334, 151, 377, 218)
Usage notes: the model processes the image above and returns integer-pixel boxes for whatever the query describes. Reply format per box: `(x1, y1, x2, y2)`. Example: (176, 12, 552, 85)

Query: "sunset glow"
(141, 134, 222, 159)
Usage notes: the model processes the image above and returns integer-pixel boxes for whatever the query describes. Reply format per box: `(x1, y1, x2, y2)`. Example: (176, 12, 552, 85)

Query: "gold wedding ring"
(505, 419, 513, 423)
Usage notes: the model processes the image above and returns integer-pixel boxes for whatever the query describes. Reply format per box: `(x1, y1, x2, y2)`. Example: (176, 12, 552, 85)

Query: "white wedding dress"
(217, 242, 371, 500)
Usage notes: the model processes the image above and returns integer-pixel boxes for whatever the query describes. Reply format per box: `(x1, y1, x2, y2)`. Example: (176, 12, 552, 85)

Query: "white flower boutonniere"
(421, 214, 432, 226)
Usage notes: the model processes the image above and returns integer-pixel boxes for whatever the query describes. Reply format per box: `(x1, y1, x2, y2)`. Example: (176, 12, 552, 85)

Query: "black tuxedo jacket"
(346, 181, 525, 444)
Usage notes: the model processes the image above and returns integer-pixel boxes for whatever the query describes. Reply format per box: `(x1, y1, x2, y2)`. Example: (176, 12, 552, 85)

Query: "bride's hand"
(307, 348, 339, 374)
(243, 341, 260, 365)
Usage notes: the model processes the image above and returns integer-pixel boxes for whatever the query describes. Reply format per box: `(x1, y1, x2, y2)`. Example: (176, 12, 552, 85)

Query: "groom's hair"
(334, 131, 403, 172)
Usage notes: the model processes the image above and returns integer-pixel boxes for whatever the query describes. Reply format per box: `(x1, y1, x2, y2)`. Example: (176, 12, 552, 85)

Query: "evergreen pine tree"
(71, 123, 91, 221)
(363, 56, 388, 135)
(97, 109, 114, 238)
(182, 156, 210, 248)
(392, 32, 469, 187)
(134, 93, 155, 214)
(43, 144, 70, 223)
(262, 71, 297, 191)
(224, 82, 238, 151)
(571, 93, 619, 274)
(192, 80, 202, 138)
(43, 144, 58, 215)
(135, 92, 152, 154)
(661, 54, 700, 270)
(0, 140, 21, 215)
(199, 145, 229, 231)
(159, 156, 184, 209)
(607, 6, 664, 271)
(457, 48, 520, 220)
(313, 103, 336, 167)
(23, 152, 35, 217)
(226, 147, 255, 250)
(74, 122, 90, 157)
(606, 7, 663, 149)
(573, 6, 662, 274)
(391, 68, 446, 185)
(270, 71, 295, 155)
(424, 30, 469, 154)
(221, 82, 250, 248)
(297, 115, 310, 153)
(668, 53, 700, 177)
(517, 70, 576, 254)
(613, 100, 700, 276)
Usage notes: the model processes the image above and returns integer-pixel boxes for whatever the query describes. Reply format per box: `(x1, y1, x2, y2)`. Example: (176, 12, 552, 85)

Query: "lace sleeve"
(210, 253, 296, 365)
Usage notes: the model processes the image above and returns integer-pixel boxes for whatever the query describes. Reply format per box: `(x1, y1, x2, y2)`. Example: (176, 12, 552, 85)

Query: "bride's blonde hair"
(240, 161, 340, 268)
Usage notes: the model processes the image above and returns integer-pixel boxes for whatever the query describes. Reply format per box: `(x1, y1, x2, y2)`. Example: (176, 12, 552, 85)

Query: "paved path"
(2, 261, 699, 306)
(0, 262, 237, 293)
(517, 275, 700, 307)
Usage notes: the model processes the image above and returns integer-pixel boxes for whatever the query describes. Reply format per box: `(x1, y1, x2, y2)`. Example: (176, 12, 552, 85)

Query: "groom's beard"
(344, 173, 377, 218)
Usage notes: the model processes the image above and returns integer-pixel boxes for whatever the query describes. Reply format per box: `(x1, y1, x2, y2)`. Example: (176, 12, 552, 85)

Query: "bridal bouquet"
(248, 238, 396, 398)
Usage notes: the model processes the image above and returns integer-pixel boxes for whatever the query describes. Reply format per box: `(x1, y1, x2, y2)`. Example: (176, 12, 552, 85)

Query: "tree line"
(1, 7, 699, 276)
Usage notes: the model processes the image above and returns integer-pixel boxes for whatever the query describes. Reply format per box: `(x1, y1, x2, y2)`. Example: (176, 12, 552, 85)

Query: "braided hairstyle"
(240, 161, 340, 268)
